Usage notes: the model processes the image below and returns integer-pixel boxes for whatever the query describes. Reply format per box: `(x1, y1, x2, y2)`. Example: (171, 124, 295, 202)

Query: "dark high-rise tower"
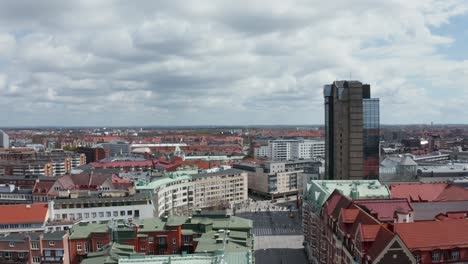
(324, 81, 380, 180)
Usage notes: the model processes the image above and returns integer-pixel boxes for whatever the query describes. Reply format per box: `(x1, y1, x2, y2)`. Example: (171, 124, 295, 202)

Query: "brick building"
(68, 211, 253, 264)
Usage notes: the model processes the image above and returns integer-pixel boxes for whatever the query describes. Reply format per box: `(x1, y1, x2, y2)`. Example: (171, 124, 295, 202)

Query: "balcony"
(41, 256, 64, 263)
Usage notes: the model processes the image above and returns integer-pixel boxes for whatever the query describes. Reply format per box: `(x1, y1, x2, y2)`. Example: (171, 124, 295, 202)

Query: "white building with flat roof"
(0, 130, 9, 148)
(256, 139, 325, 161)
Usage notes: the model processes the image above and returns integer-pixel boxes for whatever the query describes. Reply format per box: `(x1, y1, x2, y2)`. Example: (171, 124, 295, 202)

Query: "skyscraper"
(324, 81, 380, 180)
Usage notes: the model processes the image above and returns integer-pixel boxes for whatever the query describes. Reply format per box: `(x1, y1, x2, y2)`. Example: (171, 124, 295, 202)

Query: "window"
(415, 254, 420, 263)
(56, 250, 64, 257)
(172, 238, 176, 244)
(44, 250, 51, 257)
(99, 212, 104, 217)
(97, 242, 102, 249)
(159, 248, 165, 254)
(31, 242, 39, 249)
(9, 242, 14, 247)
(18, 252, 25, 258)
(54, 214, 60, 219)
(77, 243, 82, 251)
(149, 237, 154, 243)
(84, 213, 90, 218)
(120, 211, 125, 216)
(33, 256, 40, 263)
(432, 252, 440, 262)
(172, 249, 177, 254)
(159, 237, 166, 244)
(127, 210, 132, 215)
(451, 250, 459, 260)
(85, 242, 90, 252)
(77, 213, 82, 219)
(106, 212, 111, 217)
(69, 213, 75, 220)
(4, 252, 11, 258)
(92, 212, 97, 218)
(113, 211, 118, 217)
(141, 245, 146, 251)
(49, 241, 55, 246)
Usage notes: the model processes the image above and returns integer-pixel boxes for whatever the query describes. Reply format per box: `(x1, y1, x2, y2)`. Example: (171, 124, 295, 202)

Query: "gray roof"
(411, 201, 468, 221)
(400, 156, 417, 166)
(43, 231, 67, 241)
(191, 169, 245, 180)
(52, 193, 149, 205)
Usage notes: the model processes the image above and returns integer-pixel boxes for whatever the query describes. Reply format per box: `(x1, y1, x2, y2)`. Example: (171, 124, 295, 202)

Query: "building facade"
(68, 211, 253, 264)
(257, 139, 325, 161)
(48, 193, 154, 223)
(137, 169, 248, 216)
(0, 130, 9, 148)
(324, 81, 380, 180)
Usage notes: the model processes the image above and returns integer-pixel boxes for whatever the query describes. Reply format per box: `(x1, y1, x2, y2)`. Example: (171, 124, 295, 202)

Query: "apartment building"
(137, 169, 248, 216)
(302, 180, 390, 263)
(48, 193, 154, 223)
(254, 139, 325, 160)
(0, 231, 69, 264)
(234, 159, 321, 198)
(0, 148, 36, 161)
(0, 184, 33, 204)
(0, 151, 86, 177)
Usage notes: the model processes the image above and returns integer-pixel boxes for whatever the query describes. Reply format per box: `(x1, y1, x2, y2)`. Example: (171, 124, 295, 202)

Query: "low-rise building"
(0, 203, 49, 233)
(234, 159, 321, 198)
(68, 211, 253, 264)
(0, 184, 33, 204)
(48, 193, 154, 224)
(0, 231, 69, 264)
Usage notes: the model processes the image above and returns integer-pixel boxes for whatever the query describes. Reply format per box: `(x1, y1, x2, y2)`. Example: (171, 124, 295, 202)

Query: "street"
(236, 197, 308, 264)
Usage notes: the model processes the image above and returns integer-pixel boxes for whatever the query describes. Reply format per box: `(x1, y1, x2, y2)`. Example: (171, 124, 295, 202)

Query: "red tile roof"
(389, 183, 468, 202)
(354, 199, 413, 222)
(341, 209, 360, 223)
(361, 224, 382, 242)
(33, 180, 55, 194)
(0, 203, 48, 224)
(394, 219, 468, 251)
(436, 185, 468, 201)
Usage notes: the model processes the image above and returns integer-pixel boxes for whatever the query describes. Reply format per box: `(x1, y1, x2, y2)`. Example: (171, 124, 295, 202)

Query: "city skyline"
(1, 1, 468, 126)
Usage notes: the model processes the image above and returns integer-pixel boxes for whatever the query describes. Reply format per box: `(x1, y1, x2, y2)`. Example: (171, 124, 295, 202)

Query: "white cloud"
(0, 0, 467, 126)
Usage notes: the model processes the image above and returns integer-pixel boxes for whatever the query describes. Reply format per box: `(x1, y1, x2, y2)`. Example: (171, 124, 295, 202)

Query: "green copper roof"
(82, 242, 135, 264)
(119, 251, 253, 264)
(69, 223, 109, 239)
(305, 180, 390, 212)
(136, 175, 192, 190)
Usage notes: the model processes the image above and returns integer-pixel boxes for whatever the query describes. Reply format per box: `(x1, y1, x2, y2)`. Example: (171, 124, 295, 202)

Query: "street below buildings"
(236, 197, 308, 264)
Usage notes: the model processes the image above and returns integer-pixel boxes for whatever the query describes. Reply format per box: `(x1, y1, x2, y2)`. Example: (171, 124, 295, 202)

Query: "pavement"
(235, 197, 308, 264)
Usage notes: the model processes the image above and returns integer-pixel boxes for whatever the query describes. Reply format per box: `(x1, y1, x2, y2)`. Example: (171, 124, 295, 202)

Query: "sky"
(1, 0, 468, 126)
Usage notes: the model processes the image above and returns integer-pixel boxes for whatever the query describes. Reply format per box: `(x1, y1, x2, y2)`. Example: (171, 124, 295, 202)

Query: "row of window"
(0, 223, 39, 229)
(9, 241, 55, 248)
(427, 250, 460, 262)
(55, 210, 140, 220)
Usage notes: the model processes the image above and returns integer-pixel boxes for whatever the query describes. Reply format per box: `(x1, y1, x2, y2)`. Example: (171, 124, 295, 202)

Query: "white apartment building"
(137, 169, 248, 216)
(48, 193, 155, 224)
(257, 139, 325, 161)
(0, 130, 9, 148)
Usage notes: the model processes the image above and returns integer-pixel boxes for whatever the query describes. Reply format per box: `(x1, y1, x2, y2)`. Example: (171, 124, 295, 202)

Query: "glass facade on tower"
(363, 98, 380, 179)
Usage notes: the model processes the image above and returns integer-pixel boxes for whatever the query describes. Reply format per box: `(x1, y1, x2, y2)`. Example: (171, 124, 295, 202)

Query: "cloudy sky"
(1, 0, 468, 126)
